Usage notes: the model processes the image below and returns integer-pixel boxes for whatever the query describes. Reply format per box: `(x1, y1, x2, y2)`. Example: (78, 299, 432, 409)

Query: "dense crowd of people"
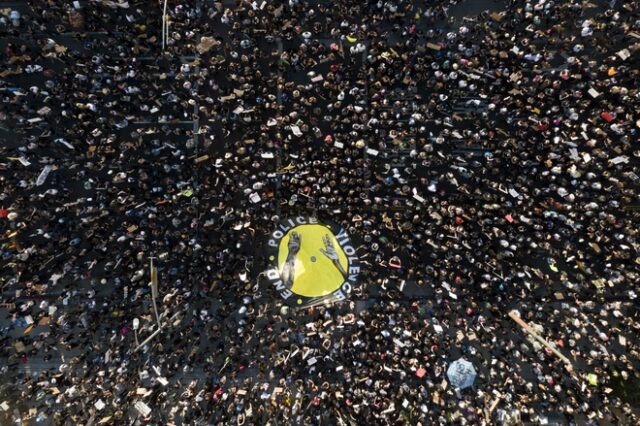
(1, 0, 639, 424)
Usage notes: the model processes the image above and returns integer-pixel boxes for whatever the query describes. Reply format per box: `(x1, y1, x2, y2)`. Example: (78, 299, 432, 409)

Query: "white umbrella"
(447, 358, 477, 390)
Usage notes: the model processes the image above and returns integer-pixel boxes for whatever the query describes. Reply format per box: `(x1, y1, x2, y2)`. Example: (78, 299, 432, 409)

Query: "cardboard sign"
(617, 48, 631, 60)
(366, 148, 379, 156)
(611, 156, 629, 165)
(134, 401, 151, 417)
(588, 88, 600, 98)
(249, 193, 261, 204)
(413, 194, 425, 203)
(393, 338, 405, 348)
(36, 165, 53, 186)
(490, 12, 504, 22)
(18, 157, 31, 166)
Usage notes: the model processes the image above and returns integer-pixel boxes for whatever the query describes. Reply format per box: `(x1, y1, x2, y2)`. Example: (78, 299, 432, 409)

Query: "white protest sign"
(134, 401, 151, 417)
(36, 165, 53, 186)
(617, 48, 630, 60)
(611, 156, 629, 165)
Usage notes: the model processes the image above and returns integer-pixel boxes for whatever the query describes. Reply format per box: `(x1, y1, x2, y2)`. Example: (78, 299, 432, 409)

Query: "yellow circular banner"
(277, 224, 349, 297)
(265, 217, 360, 306)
